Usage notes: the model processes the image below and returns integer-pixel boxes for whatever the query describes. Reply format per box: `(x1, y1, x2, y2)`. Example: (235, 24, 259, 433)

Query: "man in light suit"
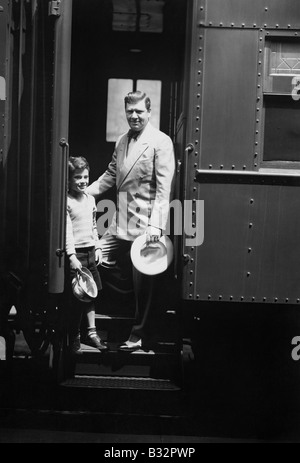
(87, 91, 175, 350)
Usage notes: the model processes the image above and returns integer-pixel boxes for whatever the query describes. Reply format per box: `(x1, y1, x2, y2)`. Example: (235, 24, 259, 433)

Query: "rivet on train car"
(276, 24, 279, 28)
(220, 23, 223, 27)
(274, 298, 278, 302)
(259, 37, 263, 41)
(230, 296, 233, 300)
(197, 94, 201, 98)
(220, 165, 224, 169)
(200, 6, 204, 10)
(256, 119, 260, 123)
(196, 116, 200, 121)
(194, 164, 197, 168)
(257, 85, 261, 89)
(197, 82, 201, 87)
(195, 152, 198, 156)
(243, 165, 246, 170)
(191, 258, 194, 263)
(209, 22, 212, 26)
(254, 163, 258, 167)
(256, 130, 259, 135)
(263, 297, 266, 302)
(190, 282, 193, 286)
(255, 142, 258, 146)
(247, 272, 251, 277)
(209, 164, 212, 169)
(231, 23, 234, 27)
(258, 73, 261, 77)
(0, 6, 3, 12)
(252, 297, 255, 302)
(254, 152, 258, 157)
(286, 298, 289, 303)
(249, 223, 253, 228)
(250, 198, 254, 204)
(208, 295, 211, 300)
(197, 295, 200, 299)
(264, 24, 267, 28)
(253, 24, 257, 28)
(193, 187, 197, 191)
(265, 7, 268, 11)
(189, 294, 193, 299)
(256, 107, 260, 111)
(248, 248, 252, 253)
(242, 23, 245, 28)
(297, 299, 300, 303)
(197, 106, 200, 110)
(295, 33, 299, 36)
(259, 49, 262, 53)
(219, 295, 222, 300)
(288, 25, 291, 29)
(195, 140, 199, 145)
(232, 165, 235, 169)
(241, 296, 244, 301)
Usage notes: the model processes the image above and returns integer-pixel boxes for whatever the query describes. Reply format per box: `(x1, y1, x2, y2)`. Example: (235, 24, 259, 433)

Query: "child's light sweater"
(66, 192, 100, 256)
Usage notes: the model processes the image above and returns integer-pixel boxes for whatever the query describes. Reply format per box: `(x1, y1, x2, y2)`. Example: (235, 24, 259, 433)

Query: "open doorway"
(68, 0, 188, 319)
(69, 0, 187, 182)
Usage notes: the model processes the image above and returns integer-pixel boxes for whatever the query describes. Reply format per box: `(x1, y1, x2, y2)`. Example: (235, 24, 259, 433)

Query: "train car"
(1, 0, 300, 435)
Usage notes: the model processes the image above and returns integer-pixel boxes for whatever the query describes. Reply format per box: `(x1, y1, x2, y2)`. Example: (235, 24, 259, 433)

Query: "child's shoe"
(69, 335, 83, 355)
(85, 328, 108, 351)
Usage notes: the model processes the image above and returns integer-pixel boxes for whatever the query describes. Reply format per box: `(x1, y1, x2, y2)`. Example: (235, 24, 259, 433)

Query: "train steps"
(60, 309, 182, 392)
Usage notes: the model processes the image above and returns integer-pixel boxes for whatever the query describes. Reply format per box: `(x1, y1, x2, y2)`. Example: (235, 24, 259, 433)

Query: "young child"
(66, 156, 107, 354)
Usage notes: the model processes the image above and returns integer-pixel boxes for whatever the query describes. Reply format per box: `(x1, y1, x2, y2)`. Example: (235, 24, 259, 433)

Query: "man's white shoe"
(118, 338, 142, 352)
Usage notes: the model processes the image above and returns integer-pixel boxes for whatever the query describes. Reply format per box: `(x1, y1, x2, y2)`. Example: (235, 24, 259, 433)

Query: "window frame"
(259, 31, 300, 171)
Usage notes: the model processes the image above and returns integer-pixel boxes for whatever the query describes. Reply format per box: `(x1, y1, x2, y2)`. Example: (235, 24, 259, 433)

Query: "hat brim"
(130, 235, 173, 276)
(72, 267, 98, 302)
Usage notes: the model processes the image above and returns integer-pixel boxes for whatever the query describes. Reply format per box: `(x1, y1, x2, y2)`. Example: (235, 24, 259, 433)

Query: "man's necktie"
(128, 130, 140, 142)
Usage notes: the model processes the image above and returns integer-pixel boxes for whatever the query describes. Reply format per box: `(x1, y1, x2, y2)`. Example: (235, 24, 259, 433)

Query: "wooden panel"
(186, 175, 300, 303)
(0, 0, 6, 163)
(203, 0, 300, 29)
(245, 185, 300, 303)
(203, 0, 263, 28)
(200, 28, 258, 170)
(182, 182, 252, 300)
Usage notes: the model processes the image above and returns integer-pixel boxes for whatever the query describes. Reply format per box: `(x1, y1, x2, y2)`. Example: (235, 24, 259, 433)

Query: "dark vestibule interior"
(68, 0, 188, 316)
(69, 0, 187, 184)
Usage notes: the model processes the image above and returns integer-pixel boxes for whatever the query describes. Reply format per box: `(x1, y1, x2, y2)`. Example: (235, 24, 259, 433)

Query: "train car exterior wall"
(182, 0, 300, 304)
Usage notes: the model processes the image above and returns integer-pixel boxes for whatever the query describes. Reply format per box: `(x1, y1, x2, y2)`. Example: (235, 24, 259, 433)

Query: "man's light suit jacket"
(87, 122, 175, 241)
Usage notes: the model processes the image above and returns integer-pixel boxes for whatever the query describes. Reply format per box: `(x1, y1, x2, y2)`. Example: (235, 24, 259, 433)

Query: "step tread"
(80, 342, 178, 356)
(61, 375, 181, 391)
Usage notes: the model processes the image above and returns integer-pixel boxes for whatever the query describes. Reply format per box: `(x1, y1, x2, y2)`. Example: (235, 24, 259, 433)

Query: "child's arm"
(92, 199, 102, 265)
(66, 207, 82, 271)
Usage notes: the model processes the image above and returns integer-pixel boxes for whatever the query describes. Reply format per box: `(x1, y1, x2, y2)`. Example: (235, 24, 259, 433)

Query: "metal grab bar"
(56, 138, 69, 265)
(182, 143, 194, 263)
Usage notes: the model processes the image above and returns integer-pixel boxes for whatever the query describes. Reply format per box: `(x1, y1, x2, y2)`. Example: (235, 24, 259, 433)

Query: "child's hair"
(68, 156, 90, 176)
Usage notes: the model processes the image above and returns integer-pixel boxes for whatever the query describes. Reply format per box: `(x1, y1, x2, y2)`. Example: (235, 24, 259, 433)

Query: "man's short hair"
(124, 91, 151, 111)
(68, 156, 90, 175)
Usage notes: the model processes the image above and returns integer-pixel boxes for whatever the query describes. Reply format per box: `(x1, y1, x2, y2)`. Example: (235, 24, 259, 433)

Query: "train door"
(56, 0, 192, 389)
(68, 0, 188, 309)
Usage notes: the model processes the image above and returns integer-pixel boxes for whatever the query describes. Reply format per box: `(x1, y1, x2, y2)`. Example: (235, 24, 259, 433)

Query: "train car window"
(106, 79, 133, 142)
(106, 78, 162, 142)
(112, 0, 165, 33)
(263, 38, 300, 164)
(137, 79, 162, 129)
